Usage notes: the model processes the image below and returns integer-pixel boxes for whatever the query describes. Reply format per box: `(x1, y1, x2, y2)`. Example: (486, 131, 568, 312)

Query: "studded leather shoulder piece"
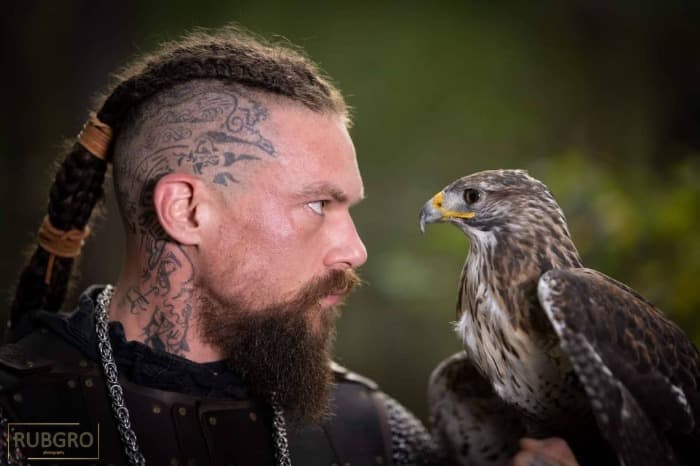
(331, 361, 380, 391)
(287, 363, 393, 466)
(0, 338, 52, 374)
(0, 328, 97, 379)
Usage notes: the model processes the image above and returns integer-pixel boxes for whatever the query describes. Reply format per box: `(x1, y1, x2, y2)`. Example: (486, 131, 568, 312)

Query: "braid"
(8, 25, 347, 342)
(9, 144, 107, 338)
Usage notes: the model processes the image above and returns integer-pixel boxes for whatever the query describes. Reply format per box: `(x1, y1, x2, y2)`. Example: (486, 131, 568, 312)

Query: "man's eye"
(308, 200, 327, 215)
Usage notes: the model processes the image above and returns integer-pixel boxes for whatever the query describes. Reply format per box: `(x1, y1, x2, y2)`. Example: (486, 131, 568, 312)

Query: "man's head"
(14, 26, 366, 423)
(113, 79, 366, 313)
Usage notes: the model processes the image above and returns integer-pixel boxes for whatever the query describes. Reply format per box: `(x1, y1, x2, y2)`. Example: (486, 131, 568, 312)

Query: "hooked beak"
(419, 192, 444, 234)
(419, 191, 475, 233)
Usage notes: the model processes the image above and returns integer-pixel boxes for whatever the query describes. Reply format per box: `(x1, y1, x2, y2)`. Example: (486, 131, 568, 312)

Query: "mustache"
(317, 268, 362, 299)
(294, 268, 362, 310)
(325, 268, 362, 297)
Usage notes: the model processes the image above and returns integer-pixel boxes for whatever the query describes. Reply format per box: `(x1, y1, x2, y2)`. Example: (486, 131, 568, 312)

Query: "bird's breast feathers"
(457, 284, 578, 421)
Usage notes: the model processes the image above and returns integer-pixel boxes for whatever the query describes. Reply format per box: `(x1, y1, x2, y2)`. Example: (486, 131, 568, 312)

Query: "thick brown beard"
(199, 269, 360, 424)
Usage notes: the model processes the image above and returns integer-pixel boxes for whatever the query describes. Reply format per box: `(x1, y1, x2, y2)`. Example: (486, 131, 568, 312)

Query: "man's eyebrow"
(298, 183, 358, 203)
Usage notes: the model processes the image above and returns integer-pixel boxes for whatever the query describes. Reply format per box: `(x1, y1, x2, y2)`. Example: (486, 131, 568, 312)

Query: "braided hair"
(8, 26, 347, 340)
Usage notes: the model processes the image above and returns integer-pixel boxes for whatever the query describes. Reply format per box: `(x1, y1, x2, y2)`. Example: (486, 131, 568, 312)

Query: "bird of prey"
(419, 169, 700, 466)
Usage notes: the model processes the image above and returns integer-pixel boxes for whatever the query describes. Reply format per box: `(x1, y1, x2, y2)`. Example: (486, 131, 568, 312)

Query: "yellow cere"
(432, 191, 476, 219)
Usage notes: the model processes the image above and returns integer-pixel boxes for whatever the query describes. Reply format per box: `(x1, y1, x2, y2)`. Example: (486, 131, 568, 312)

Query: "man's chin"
(308, 302, 341, 333)
(202, 301, 339, 425)
(200, 268, 357, 423)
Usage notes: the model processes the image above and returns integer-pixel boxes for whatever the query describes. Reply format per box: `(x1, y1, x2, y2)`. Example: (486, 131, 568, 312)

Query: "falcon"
(419, 169, 700, 466)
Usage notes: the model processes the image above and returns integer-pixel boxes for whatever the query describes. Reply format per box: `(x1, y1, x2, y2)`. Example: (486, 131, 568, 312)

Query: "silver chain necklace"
(95, 285, 292, 466)
(269, 391, 292, 466)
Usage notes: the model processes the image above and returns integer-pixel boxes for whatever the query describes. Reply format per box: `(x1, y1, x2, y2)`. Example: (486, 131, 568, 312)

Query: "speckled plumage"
(420, 169, 700, 466)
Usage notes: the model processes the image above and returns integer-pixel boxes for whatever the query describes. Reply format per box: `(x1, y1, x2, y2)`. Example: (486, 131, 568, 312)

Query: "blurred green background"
(2, 1, 699, 422)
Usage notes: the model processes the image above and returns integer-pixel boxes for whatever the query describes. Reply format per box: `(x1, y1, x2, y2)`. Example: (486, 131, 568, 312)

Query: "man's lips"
(319, 294, 343, 307)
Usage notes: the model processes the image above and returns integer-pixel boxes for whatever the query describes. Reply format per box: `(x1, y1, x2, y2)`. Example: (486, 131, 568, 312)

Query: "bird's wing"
(538, 268, 700, 466)
(429, 351, 525, 466)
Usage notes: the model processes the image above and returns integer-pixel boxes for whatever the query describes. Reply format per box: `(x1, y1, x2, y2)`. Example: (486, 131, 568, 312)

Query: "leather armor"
(0, 327, 393, 466)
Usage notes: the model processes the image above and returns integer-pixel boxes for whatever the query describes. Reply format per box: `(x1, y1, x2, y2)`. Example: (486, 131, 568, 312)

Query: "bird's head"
(419, 169, 566, 244)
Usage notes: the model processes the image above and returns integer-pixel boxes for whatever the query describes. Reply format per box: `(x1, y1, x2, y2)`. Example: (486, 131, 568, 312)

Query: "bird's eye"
(463, 189, 481, 205)
(308, 200, 328, 216)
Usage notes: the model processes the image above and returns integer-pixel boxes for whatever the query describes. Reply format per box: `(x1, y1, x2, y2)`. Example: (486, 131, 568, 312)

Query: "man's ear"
(152, 173, 213, 245)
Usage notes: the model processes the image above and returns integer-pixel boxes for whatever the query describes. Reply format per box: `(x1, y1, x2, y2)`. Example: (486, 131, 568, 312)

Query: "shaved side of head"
(113, 80, 279, 241)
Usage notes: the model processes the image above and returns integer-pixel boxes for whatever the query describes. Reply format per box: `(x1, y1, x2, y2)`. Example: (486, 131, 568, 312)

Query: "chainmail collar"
(92, 285, 292, 466)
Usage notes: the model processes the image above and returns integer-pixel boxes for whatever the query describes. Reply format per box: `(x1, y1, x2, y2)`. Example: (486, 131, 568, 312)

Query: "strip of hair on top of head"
(7, 24, 348, 343)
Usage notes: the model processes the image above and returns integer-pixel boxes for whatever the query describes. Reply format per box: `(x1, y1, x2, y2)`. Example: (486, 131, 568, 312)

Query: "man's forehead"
(258, 104, 363, 203)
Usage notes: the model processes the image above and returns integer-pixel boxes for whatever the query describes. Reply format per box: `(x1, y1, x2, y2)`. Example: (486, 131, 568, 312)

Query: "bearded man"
(0, 27, 577, 466)
(0, 27, 438, 466)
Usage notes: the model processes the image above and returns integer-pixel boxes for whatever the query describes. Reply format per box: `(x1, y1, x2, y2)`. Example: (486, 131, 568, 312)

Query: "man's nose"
(325, 215, 368, 269)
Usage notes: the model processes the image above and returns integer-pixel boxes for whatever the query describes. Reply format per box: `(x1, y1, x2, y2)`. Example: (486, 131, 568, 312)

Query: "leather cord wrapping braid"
(37, 215, 91, 285)
(77, 113, 113, 160)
